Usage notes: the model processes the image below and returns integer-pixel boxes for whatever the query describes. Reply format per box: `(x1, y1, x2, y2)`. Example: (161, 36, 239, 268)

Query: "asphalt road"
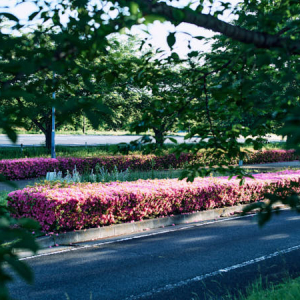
(9, 210, 300, 300)
(0, 134, 285, 146)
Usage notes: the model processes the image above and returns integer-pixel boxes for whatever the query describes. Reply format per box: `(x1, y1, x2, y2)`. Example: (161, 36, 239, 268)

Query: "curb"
(37, 204, 250, 249)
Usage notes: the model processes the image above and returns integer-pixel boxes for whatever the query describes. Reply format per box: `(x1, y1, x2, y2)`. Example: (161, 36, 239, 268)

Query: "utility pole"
(51, 72, 56, 158)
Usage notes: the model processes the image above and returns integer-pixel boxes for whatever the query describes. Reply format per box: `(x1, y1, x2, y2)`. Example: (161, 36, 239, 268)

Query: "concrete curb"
(37, 204, 250, 249)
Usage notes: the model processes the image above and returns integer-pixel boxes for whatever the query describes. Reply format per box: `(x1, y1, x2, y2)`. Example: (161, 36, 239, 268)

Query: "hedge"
(0, 150, 298, 180)
(7, 170, 300, 232)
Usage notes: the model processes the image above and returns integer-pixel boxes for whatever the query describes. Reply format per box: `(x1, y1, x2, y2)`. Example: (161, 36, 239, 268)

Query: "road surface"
(0, 134, 285, 147)
(9, 210, 300, 300)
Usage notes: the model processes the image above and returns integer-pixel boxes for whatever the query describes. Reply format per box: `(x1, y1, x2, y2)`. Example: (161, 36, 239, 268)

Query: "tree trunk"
(45, 125, 52, 151)
(83, 115, 86, 134)
(154, 129, 164, 148)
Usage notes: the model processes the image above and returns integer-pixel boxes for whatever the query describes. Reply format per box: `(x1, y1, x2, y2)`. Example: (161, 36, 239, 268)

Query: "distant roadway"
(0, 134, 285, 147)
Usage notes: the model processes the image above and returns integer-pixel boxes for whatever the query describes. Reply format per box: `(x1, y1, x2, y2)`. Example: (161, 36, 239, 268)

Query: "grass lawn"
(0, 142, 287, 160)
(232, 275, 300, 300)
(0, 144, 179, 159)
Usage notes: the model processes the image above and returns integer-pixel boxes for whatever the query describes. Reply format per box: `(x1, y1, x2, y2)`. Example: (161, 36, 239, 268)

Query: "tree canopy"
(1, 0, 299, 203)
(0, 0, 299, 182)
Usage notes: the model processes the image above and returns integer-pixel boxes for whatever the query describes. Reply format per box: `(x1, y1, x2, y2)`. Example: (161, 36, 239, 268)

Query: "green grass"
(0, 142, 288, 160)
(231, 275, 300, 300)
(0, 145, 142, 160)
(0, 191, 8, 206)
(0, 129, 136, 135)
(245, 277, 300, 300)
(242, 141, 286, 150)
(190, 272, 300, 300)
(0, 145, 115, 160)
(0, 143, 182, 160)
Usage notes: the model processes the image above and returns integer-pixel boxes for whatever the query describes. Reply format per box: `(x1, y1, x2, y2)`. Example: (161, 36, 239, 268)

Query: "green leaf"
(168, 137, 178, 144)
(129, 2, 139, 15)
(18, 218, 40, 230)
(172, 9, 185, 22)
(188, 51, 199, 58)
(28, 11, 39, 21)
(194, 36, 205, 40)
(4, 256, 34, 284)
(143, 15, 166, 25)
(4, 128, 17, 144)
(104, 73, 115, 84)
(167, 32, 176, 49)
(12, 238, 39, 253)
(0, 13, 19, 22)
(170, 52, 180, 61)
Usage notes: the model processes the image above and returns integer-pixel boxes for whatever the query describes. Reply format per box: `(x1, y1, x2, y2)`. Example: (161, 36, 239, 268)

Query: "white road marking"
(124, 244, 300, 299)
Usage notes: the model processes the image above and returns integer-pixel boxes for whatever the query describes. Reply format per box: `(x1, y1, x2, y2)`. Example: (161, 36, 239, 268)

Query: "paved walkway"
(1, 161, 299, 192)
(0, 178, 41, 192)
(241, 160, 300, 173)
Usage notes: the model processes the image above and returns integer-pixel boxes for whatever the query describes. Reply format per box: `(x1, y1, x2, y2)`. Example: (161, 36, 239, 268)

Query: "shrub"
(7, 170, 300, 232)
(0, 150, 299, 181)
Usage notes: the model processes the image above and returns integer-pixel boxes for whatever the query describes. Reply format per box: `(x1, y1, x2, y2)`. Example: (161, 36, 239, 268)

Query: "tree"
(0, 0, 299, 207)
(1, 0, 300, 296)
(0, 31, 118, 149)
(129, 60, 195, 148)
(110, 0, 300, 213)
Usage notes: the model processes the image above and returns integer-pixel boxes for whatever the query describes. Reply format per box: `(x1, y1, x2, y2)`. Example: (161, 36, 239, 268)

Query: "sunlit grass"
(190, 274, 300, 300)
(0, 191, 8, 206)
(0, 142, 287, 160)
(234, 275, 300, 300)
(0, 145, 132, 160)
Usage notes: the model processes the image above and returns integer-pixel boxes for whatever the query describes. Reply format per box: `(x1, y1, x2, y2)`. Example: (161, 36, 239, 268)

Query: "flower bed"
(244, 149, 297, 164)
(0, 150, 299, 181)
(0, 154, 191, 180)
(7, 170, 300, 232)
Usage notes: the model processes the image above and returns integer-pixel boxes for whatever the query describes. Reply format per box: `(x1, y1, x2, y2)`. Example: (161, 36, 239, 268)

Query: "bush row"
(0, 150, 298, 180)
(7, 170, 300, 232)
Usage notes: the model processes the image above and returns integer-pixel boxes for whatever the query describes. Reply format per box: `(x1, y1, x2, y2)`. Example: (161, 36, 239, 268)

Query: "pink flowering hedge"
(7, 170, 300, 232)
(0, 154, 192, 180)
(0, 150, 299, 180)
(244, 149, 298, 164)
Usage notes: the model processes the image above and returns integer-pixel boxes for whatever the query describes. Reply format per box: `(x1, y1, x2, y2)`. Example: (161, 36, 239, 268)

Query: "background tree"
(129, 60, 194, 148)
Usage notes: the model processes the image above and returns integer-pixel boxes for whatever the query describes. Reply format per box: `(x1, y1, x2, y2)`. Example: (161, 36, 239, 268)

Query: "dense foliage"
(8, 170, 300, 232)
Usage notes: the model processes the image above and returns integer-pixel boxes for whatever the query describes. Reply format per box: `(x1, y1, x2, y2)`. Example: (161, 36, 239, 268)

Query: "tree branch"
(31, 119, 46, 134)
(136, 0, 300, 54)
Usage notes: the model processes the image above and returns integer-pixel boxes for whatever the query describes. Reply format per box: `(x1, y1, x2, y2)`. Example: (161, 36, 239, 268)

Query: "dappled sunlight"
(260, 233, 290, 241)
(174, 235, 216, 244)
(286, 215, 300, 221)
(30, 246, 127, 268)
(212, 219, 255, 228)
